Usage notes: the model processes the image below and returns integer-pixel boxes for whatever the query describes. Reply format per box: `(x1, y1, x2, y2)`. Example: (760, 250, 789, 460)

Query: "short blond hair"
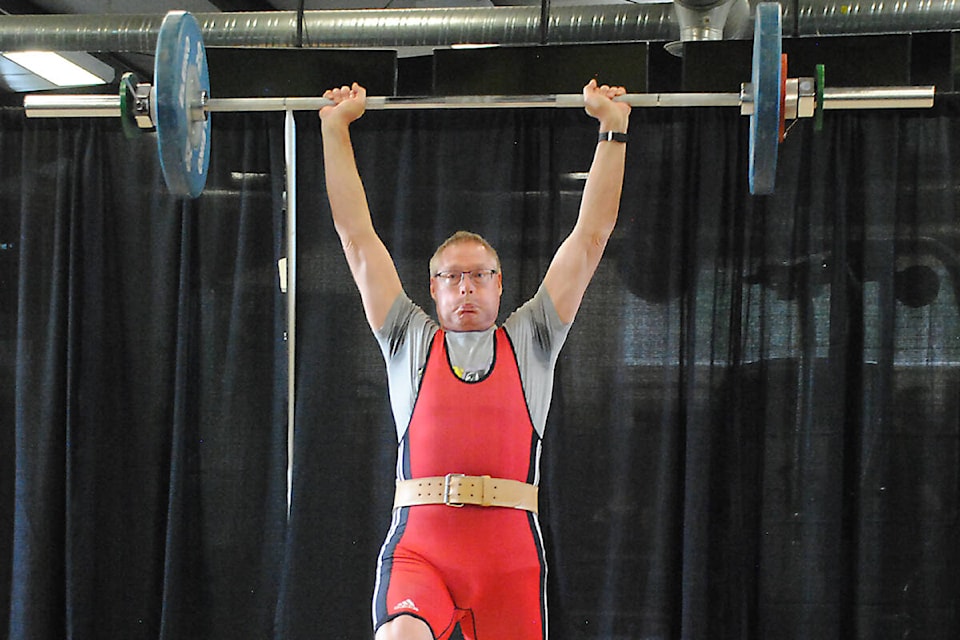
(428, 231, 501, 276)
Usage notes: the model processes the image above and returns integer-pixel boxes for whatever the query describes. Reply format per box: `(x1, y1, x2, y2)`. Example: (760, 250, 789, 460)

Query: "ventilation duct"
(0, 1, 958, 52)
(673, 0, 750, 42)
(0, 5, 677, 51)
(796, 0, 960, 36)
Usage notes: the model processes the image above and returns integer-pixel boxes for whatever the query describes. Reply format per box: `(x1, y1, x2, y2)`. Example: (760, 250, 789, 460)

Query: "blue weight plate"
(748, 2, 782, 195)
(155, 11, 211, 198)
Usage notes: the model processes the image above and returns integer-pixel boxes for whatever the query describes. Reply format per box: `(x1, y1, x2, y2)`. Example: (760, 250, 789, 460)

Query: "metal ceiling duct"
(673, 0, 750, 42)
(0, 1, 958, 52)
(0, 5, 677, 51)
(796, 0, 960, 36)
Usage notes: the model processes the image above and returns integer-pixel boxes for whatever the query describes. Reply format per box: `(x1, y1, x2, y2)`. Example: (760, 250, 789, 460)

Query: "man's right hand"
(319, 82, 367, 126)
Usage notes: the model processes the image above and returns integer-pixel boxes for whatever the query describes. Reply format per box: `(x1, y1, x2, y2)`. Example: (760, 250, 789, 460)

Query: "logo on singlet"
(393, 599, 420, 612)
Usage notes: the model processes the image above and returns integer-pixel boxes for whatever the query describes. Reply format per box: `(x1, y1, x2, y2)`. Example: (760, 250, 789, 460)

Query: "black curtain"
(2, 98, 959, 640)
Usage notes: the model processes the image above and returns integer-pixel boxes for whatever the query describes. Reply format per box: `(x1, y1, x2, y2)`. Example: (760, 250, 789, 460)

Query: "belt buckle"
(443, 473, 465, 508)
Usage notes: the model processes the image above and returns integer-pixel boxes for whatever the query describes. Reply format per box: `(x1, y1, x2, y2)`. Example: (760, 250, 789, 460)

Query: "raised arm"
(542, 79, 631, 324)
(319, 83, 403, 332)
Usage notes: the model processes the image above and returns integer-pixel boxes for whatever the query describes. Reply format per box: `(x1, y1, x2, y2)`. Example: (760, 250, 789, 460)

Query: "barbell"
(23, 3, 935, 198)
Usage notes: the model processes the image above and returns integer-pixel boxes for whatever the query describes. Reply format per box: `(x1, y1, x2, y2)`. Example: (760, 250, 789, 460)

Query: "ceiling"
(1, 0, 956, 95)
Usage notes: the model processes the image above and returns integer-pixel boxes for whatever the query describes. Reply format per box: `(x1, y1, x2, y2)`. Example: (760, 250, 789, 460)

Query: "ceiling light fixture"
(1, 51, 113, 88)
(449, 43, 499, 49)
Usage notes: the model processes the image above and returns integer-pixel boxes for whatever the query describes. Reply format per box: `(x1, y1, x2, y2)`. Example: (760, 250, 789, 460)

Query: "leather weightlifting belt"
(394, 473, 539, 514)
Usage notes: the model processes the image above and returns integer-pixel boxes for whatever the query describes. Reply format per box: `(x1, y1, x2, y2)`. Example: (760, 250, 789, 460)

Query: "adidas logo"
(393, 599, 420, 612)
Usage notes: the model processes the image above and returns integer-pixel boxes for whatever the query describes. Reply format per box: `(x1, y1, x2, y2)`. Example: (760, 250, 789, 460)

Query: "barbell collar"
(134, 83, 154, 129)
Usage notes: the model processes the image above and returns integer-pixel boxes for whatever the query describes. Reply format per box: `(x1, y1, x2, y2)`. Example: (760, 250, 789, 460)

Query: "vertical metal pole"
(539, 0, 550, 44)
(284, 110, 297, 519)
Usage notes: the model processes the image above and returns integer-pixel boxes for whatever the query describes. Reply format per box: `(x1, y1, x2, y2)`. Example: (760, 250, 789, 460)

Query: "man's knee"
(375, 614, 434, 640)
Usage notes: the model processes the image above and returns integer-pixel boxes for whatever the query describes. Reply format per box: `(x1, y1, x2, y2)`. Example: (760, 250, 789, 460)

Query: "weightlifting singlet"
(373, 327, 547, 640)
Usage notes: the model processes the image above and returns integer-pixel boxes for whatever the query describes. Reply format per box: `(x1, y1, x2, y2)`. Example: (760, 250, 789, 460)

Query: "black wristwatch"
(598, 130, 629, 143)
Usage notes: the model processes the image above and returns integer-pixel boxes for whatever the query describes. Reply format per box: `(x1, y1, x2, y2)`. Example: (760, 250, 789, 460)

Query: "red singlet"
(373, 327, 547, 639)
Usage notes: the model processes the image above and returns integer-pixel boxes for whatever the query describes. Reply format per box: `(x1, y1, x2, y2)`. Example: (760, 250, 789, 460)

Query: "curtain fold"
(2, 99, 959, 639)
(3, 112, 289, 639)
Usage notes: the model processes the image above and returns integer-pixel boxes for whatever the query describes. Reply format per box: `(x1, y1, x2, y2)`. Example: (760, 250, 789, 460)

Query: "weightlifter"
(319, 79, 630, 640)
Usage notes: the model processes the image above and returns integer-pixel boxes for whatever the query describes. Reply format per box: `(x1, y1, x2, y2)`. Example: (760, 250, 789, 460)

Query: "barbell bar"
(22, 4, 935, 198)
(23, 86, 934, 117)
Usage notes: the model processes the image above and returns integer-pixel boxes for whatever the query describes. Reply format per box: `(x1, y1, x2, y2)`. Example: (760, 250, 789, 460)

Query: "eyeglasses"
(432, 269, 499, 288)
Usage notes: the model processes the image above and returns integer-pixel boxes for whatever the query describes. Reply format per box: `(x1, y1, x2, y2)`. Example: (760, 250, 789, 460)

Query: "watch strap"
(598, 130, 628, 143)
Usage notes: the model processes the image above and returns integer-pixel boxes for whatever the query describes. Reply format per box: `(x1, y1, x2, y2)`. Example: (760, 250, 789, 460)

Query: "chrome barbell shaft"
(822, 86, 935, 110)
(205, 93, 747, 111)
(22, 85, 935, 119)
(22, 92, 742, 117)
(24, 94, 126, 117)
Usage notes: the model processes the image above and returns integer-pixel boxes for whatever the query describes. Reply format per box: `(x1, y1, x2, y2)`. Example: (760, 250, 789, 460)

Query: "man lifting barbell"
(319, 79, 630, 640)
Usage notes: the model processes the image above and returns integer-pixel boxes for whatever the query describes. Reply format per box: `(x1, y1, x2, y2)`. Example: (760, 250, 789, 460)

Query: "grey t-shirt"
(374, 286, 572, 441)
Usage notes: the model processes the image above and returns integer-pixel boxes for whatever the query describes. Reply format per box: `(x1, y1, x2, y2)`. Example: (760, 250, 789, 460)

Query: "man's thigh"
(375, 550, 459, 639)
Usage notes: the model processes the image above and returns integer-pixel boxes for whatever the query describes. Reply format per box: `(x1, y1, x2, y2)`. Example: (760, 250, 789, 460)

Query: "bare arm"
(542, 79, 631, 324)
(319, 83, 403, 332)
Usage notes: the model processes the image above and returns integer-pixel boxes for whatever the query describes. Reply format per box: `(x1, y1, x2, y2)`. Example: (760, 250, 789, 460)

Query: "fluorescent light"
(2, 51, 111, 87)
(450, 43, 499, 50)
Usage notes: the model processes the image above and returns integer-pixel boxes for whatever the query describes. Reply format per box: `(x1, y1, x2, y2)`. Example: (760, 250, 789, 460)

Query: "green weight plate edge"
(815, 64, 826, 132)
(119, 72, 141, 140)
(154, 11, 211, 198)
(748, 2, 783, 195)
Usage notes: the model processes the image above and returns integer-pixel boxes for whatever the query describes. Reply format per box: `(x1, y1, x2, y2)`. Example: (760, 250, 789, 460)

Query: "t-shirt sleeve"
(374, 294, 437, 441)
(503, 285, 573, 437)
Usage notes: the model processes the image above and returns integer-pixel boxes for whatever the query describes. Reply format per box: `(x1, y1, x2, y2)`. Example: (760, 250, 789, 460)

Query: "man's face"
(430, 241, 502, 332)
